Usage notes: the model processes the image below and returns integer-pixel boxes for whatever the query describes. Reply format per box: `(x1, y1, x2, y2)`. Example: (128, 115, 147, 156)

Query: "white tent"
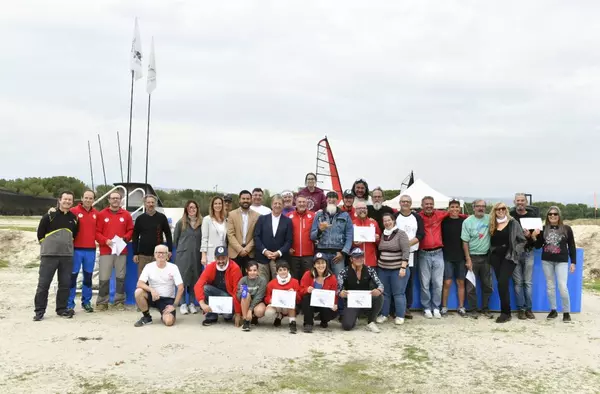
(383, 178, 463, 210)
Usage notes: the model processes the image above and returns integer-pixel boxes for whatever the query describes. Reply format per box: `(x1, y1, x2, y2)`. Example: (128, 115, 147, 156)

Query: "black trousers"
(466, 254, 494, 311)
(290, 256, 312, 281)
(301, 294, 336, 325)
(34, 256, 73, 315)
(234, 255, 251, 276)
(490, 253, 516, 316)
(341, 295, 383, 330)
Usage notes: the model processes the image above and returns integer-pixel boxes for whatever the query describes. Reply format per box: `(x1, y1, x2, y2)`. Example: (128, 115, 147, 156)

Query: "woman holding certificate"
(375, 213, 411, 325)
(264, 261, 301, 334)
(337, 248, 384, 333)
(299, 253, 339, 333)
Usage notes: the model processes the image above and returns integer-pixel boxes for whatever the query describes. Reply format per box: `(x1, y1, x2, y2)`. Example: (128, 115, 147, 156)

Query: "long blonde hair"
(209, 196, 225, 222)
(489, 202, 511, 235)
(181, 200, 202, 230)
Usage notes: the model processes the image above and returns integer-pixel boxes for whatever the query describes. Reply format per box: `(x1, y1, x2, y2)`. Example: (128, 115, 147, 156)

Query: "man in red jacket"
(287, 195, 316, 280)
(195, 246, 243, 327)
(352, 201, 381, 267)
(68, 190, 98, 313)
(95, 191, 134, 311)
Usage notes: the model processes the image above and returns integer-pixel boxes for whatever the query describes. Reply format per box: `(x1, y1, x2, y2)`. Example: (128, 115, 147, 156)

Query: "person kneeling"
(194, 246, 243, 326)
(237, 262, 268, 331)
(134, 245, 184, 327)
(300, 253, 338, 333)
(338, 248, 384, 333)
(264, 261, 301, 334)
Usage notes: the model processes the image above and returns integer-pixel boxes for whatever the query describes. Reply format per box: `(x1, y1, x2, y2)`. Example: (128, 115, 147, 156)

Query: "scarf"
(277, 273, 292, 285)
(496, 216, 508, 224)
(383, 227, 396, 236)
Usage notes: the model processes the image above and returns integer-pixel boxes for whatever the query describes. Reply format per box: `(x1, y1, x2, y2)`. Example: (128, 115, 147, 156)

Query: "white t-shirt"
(250, 205, 272, 215)
(139, 262, 183, 299)
(395, 212, 420, 267)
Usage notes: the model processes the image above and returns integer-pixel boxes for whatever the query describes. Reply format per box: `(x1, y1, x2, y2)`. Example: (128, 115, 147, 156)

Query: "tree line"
(0, 176, 596, 220)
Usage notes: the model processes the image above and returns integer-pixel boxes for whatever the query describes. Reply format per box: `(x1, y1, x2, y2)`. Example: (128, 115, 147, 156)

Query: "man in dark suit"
(254, 194, 293, 281)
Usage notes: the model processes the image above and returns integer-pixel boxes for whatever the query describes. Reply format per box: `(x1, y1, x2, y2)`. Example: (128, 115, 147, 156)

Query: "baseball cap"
(313, 252, 327, 263)
(215, 246, 228, 257)
(223, 194, 233, 202)
(326, 191, 339, 199)
(349, 247, 364, 257)
(343, 189, 355, 198)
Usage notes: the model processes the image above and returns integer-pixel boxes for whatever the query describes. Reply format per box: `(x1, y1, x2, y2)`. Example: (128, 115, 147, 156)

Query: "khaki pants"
(258, 259, 287, 282)
(137, 255, 154, 278)
(97, 255, 127, 305)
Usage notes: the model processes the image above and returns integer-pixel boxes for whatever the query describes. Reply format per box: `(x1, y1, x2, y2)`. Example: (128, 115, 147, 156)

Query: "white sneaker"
(424, 310, 433, 319)
(366, 322, 381, 333)
(180, 304, 189, 315)
(395, 317, 405, 325)
(433, 309, 442, 319)
(188, 304, 198, 314)
(376, 315, 387, 324)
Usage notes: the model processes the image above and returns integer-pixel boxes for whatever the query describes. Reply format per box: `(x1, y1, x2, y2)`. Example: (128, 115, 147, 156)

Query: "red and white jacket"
(71, 203, 98, 249)
(286, 209, 315, 257)
(419, 210, 468, 250)
(265, 277, 301, 306)
(95, 207, 134, 255)
(299, 271, 338, 305)
(194, 260, 243, 314)
(352, 215, 381, 267)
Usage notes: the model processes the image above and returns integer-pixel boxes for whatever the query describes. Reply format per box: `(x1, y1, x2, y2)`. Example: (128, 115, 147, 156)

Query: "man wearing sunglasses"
(509, 193, 538, 320)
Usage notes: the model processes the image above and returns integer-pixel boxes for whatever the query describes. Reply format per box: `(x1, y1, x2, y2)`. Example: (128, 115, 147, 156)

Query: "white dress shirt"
(262, 213, 283, 257)
(241, 210, 249, 244)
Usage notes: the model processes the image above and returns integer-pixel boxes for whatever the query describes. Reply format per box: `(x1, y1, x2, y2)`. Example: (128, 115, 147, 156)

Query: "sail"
(399, 170, 414, 194)
(315, 137, 343, 200)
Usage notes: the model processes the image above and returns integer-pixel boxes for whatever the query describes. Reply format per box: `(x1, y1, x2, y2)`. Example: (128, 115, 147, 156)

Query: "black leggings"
(490, 254, 516, 316)
(301, 294, 336, 325)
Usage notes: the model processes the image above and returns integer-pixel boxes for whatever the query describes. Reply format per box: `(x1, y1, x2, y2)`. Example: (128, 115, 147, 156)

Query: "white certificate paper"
(353, 225, 376, 242)
(271, 289, 297, 309)
(466, 270, 477, 288)
(310, 289, 335, 308)
(519, 217, 543, 231)
(110, 235, 127, 255)
(347, 290, 372, 308)
(209, 296, 233, 314)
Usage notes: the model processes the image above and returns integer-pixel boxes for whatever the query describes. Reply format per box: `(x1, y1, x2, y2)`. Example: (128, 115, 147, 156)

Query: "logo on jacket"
(119, 217, 124, 222)
(105, 218, 109, 222)
(289, 214, 294, 219)
(93, 214, 97, 220)
(308, 214, 312, 219)
(78, 213, 83, 218)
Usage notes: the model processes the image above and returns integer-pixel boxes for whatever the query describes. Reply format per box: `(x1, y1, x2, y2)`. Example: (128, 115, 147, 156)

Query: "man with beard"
(394, 195, 424, 319)
(509, 193, 539, 320)
(250, 188, 272, 215)
(351, 178, 373, 207)
(340, 189, 356, 218)
(227, 190, 260, 275)
(298, 172, 327, 212)
(310, 191, 354, 277)
(368, 187, 395, 232)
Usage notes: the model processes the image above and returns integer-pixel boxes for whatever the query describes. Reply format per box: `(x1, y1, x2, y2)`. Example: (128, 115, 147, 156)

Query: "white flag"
(130, 17, 143, 80)
(146, 37, 156, 94)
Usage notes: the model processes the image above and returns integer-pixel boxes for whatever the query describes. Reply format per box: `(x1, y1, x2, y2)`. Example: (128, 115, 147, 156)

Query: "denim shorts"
(444, 260, 466, 280)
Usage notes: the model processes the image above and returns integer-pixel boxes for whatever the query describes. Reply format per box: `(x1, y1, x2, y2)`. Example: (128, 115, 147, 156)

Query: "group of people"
(33, 175, 578, 334)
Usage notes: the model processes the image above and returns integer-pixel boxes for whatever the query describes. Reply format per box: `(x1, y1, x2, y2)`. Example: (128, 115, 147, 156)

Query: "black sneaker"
(517, 310, 526, 320)
(525, 310, 535, 319)
(251, 316, 259, 325)
(273, 317, 282, 327)
(289, 321, 297, 334)
(59, 309, 75, 319)
(33, 313, 44, 322)
(547, 310, 558, 319)
(495, 314, 511, 323)
(303, 324, 313, 333)
(83, 304, 94, 313)
(563, 313, 571, 323)
(242, 320, 251, 331)
(134, 315, 153, 327)
(481, 309, 494, 319)
(404, 310, 413, 320)
(320, 321, 329, 329)
(202, 318, 217, 326)
(469, 311, 480, 319)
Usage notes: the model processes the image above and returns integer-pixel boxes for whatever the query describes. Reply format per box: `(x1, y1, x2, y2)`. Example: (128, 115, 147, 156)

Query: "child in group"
(237, 262, 267, 331)
(264, 261, 301, 334)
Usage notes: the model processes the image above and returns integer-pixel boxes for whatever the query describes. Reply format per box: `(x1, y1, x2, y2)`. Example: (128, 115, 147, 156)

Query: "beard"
(373, 202, 382, 211)
(326, 204, 337, 215)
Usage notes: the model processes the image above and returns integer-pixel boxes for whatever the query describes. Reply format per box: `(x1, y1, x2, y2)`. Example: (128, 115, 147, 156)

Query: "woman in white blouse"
(201, 196, 228, 265)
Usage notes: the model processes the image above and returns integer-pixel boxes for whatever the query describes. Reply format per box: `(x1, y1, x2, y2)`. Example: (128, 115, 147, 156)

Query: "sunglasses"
(495, 207, 507, 211)
(400, 200, 411, 204)
(474, 205, 486, 208)
(548, 213, 559, 217)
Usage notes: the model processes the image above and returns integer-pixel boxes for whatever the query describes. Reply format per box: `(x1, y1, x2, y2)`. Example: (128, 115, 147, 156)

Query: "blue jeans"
(513, 250, 534, 311)
(378, 267, 410, 318)
(418, 249, 444, 311)
(68, 249, 95, 309)
(542, 261, 570, 313)
(203, 285, 233, 321)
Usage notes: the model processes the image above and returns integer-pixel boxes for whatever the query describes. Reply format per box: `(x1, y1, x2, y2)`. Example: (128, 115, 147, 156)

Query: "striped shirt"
(377, 229, 410, 270)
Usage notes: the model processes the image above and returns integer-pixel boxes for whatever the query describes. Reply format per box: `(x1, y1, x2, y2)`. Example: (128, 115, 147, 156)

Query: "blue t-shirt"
(461, 214, 491, 255)
(313, 280, 324, 290)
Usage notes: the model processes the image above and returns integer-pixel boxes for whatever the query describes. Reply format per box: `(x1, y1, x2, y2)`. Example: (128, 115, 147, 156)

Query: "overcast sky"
(1, 1, 599, 204)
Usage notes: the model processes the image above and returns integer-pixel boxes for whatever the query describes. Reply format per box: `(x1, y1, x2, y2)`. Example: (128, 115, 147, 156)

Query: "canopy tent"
(383, 178, 463, 209)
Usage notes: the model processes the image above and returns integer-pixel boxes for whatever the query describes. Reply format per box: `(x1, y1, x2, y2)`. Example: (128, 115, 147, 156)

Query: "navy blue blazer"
(254, 213, 293, 264)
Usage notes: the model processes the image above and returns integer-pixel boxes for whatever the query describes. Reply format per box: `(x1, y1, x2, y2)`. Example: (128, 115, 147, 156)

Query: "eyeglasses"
(355, 178, 366, 182)
(548, 213, 559, 217)
(474, 205, 486, 208)
(495, 207, 507, 211)
(109, 197, 121, 200)
(400, 200, 411, 204)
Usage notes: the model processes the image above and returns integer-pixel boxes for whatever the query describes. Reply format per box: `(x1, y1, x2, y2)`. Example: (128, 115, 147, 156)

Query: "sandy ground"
(1, 223, 600, 393)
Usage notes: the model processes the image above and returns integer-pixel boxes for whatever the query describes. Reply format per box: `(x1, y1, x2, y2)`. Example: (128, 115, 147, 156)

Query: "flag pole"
(97, 134, 108, 187)
(117, 131, 124, 182)
(145, 93, 151, 184)
(87, 140, 95, 191)
(126, 70, 134, 183)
